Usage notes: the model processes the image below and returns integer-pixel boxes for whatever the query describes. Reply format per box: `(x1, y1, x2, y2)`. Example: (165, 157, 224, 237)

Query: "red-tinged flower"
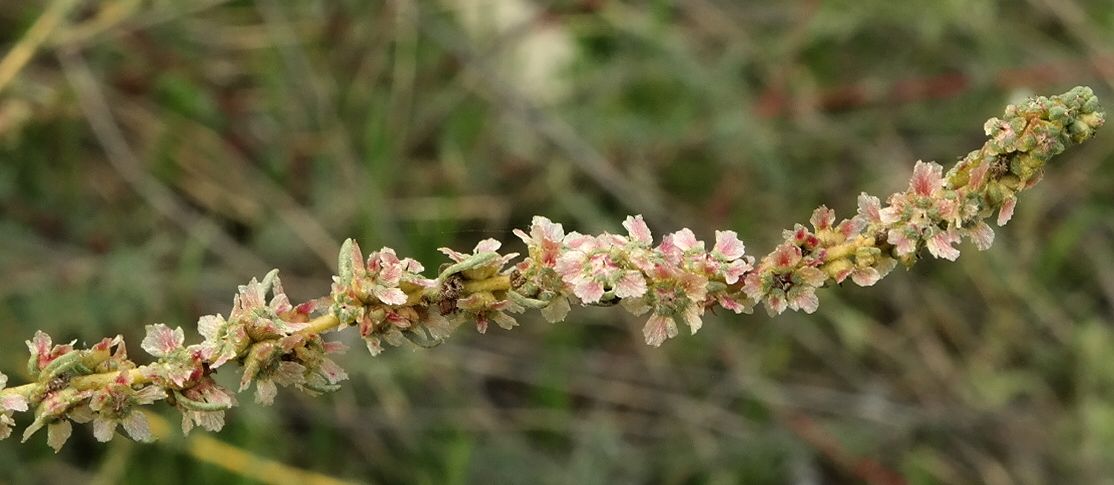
(85, 372, 166, 443)
(714, 289, 753, 314)
(175, 377, 237, 434)
(142, 324, 205, 388)
(925, 228, 962, 261)
(457, 292, 521, 334)
(708, 230, 753, 285)
(142, 324, 184, 358)
(786, 267, 826, 313)
(556, 231, 647, 304)
(21, 387, 90, 453)
(0, 373, 29, 440)
(910, 160, 944, 197)
(239, 340, 307, 406)
(887, 226, 919, 257)
(744, 243, 829, 316)
(626, 262, 709, 346)
(811, 206, 836, 231)
(623, 215, 654, 246)
(857, 193, 884, 226)
(514, 216, 566, 268)
(331, 240, 433, 328)
(200, 271, 301, 368)
(25, 331, 76, 375)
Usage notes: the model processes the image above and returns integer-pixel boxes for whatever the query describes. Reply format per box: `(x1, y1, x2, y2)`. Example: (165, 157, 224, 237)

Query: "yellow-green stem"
(462, 275, 511, 294)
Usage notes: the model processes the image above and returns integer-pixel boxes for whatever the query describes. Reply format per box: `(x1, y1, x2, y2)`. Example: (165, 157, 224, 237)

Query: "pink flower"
(556, 232, 646, 304)
(514, 216, 566, 267)
(141, 324, 184, 358)
(856, 193, 884, 226)
(850, 267, 882, 287)
(925, 229, 961, 261)
(457, 292, 521, 334)
(623, 214, 653, 246)
(201, 271, 302, 369)
(810, 206, 836, 231)
(713, 230, 746, 260)
(909, 160, 944, 197)
(744, 243, 829, 316)
(86, 373, 166, 443)
(25, 331, 76, 374)
(887, 227, 918, 257)
(175, 377, 237, 434)
(142, 324, 205, 388)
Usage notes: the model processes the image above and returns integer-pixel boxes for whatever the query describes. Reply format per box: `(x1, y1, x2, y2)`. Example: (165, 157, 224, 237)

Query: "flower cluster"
(203, 271, 348, 405)
(0, 87, 1102, 452)
(513, 214, 755, 346)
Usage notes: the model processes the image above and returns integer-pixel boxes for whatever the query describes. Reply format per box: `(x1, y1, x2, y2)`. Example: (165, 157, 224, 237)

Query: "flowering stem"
(0, 87, 1104, 453)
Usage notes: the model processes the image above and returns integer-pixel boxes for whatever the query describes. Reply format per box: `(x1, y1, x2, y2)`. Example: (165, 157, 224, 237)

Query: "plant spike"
(0, 87, 1104, 452)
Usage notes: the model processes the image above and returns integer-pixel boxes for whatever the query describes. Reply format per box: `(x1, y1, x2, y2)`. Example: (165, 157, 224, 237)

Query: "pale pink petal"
(26, 331, 52, 366)
(910, 160, 943, 196)
(373, 287, 408, 306)
(968, 161, 990, 189)
(513, 228, 531, 245)
(788, 287, 820, 314)
(716, 294, 748, 314)
(474, 238, 502, 253)
(319, 359, 349, 384)
(532, 216, 564, 242)
(851, 267, 882, 287)
(197, 315, 224, 341)
(642, 314, 678, 347)
(810, 206, 836, 231)
(888, 228, 917, 256)
(771, 244, 802, 271)
(719, 259, 751, 285)
(968, 222, 995, 251)
(669, 228, 702, 252)
(997, 196, 1017, 226)
(614, 271, 648, 299)
(141, 324, 184, 358)
(926, 231, 961, 261)
(713, 230, 746, 260)
(572, 278, 605, 304)
(623, 215, 654, 246)
(1, 394, 28, 413)
(765, 290, 788, 316)
(879, 206, 902, 225)
(437, 247, 468, 262)
(857, 193, 883, 224)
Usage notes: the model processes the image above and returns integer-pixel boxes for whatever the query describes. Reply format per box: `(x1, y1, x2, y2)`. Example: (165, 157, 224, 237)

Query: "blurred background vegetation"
(2, 1, 1114, 484)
